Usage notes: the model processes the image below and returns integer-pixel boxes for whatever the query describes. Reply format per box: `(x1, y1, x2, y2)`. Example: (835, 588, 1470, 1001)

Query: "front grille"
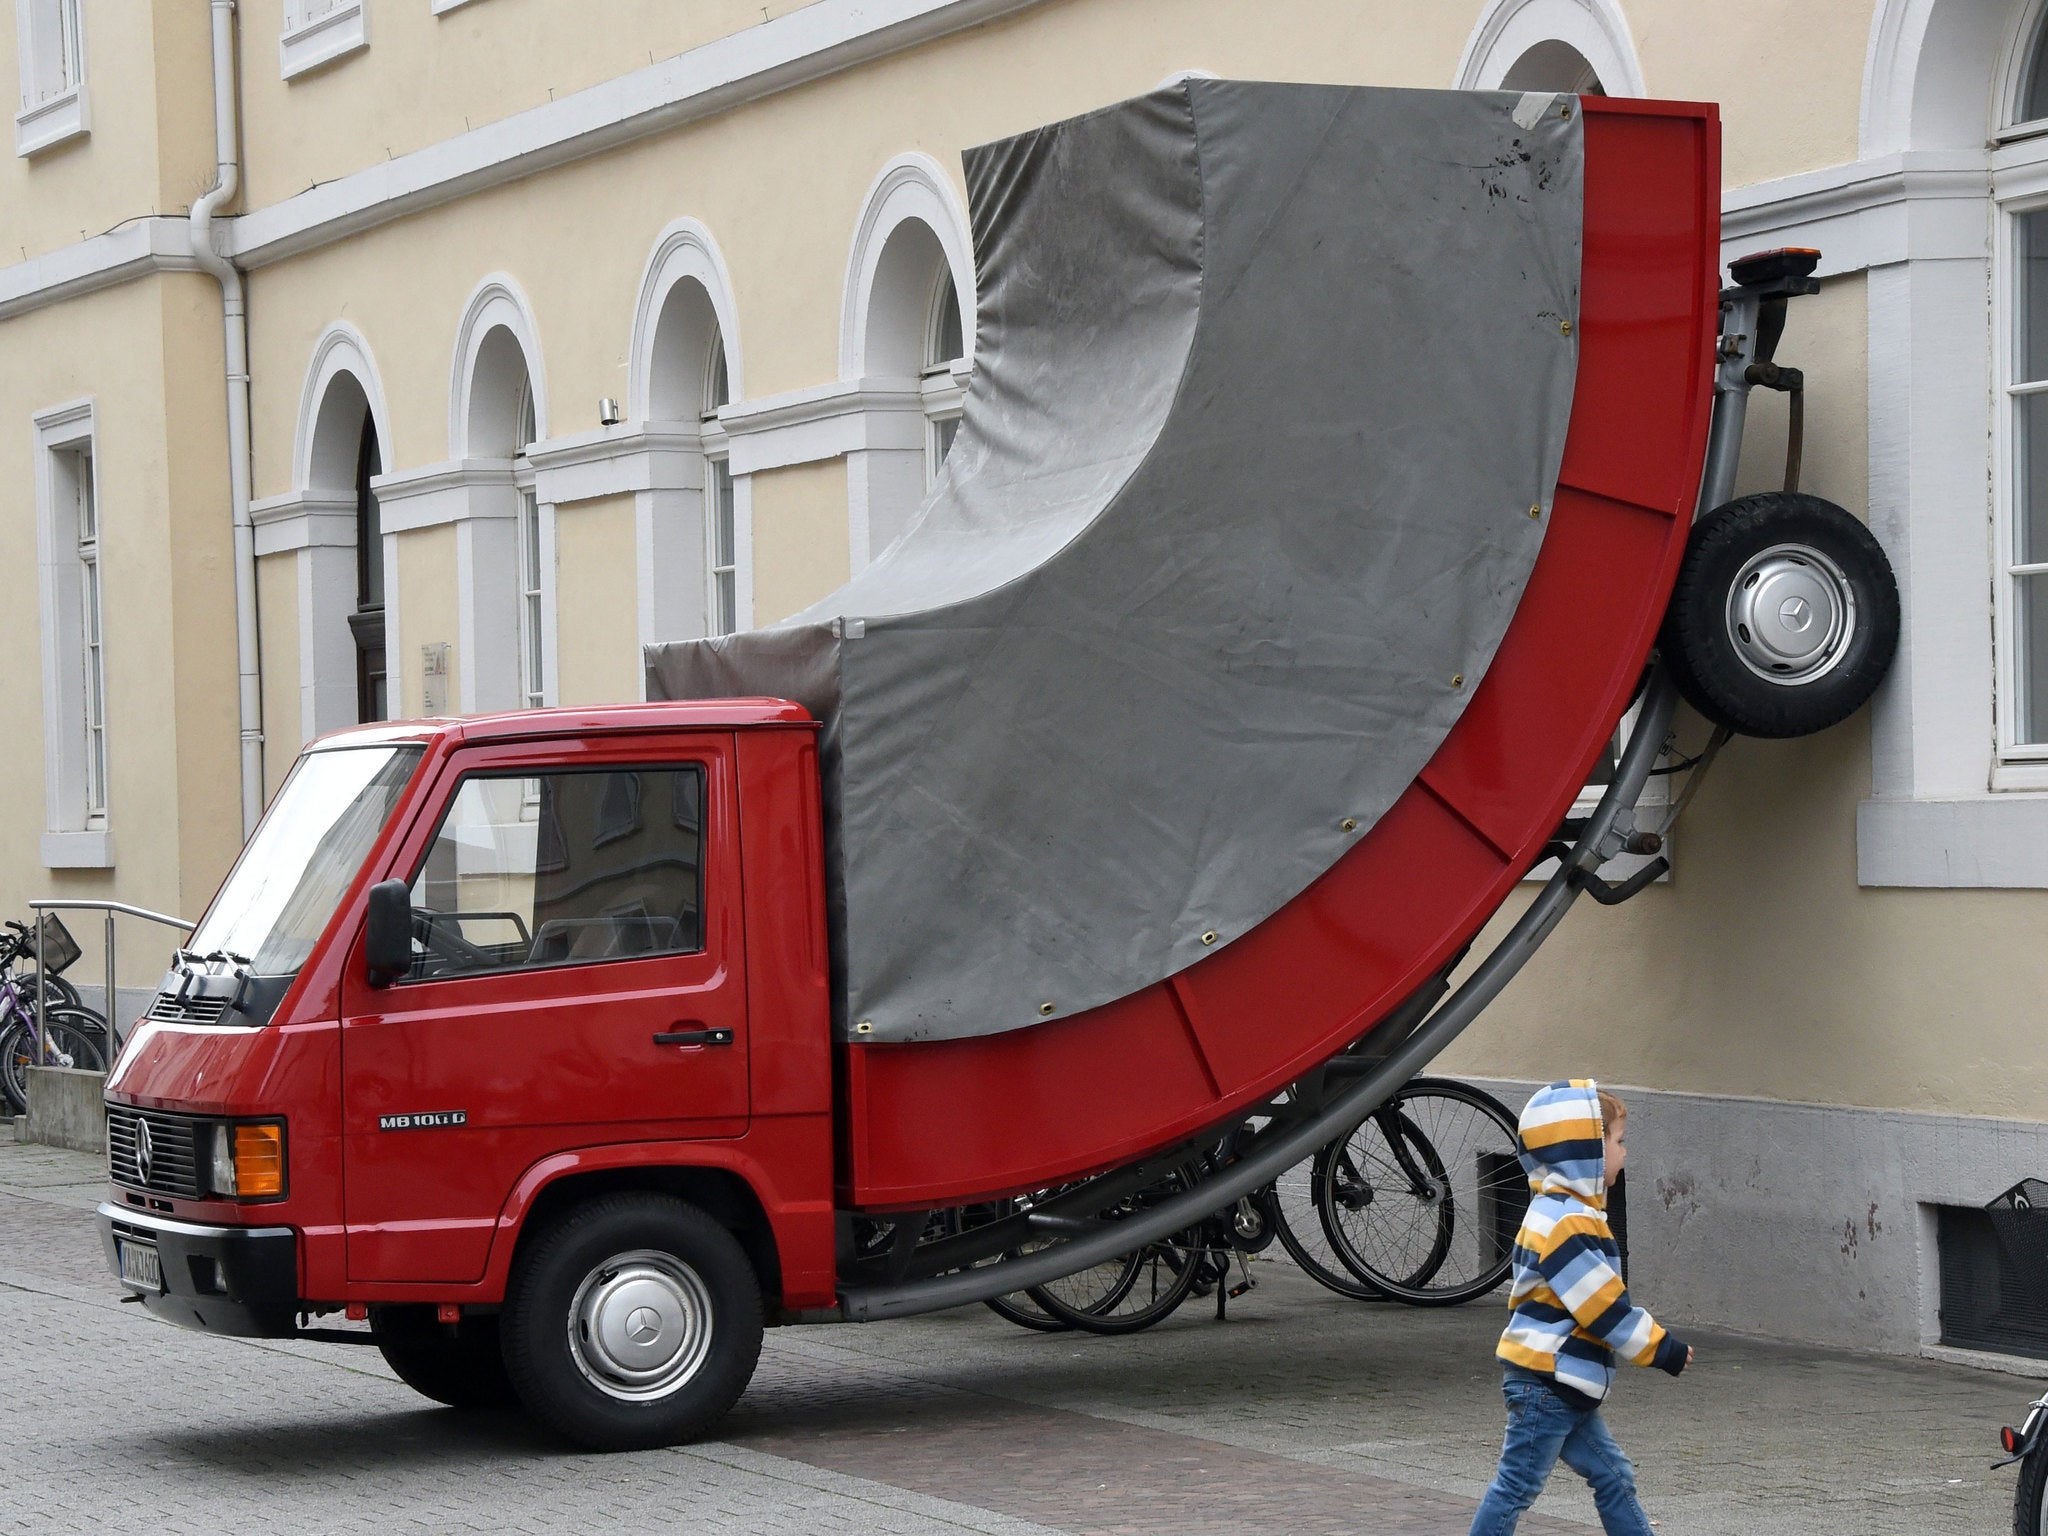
(145, 992, 229, 1025)
(106, 1106, 204, 1199)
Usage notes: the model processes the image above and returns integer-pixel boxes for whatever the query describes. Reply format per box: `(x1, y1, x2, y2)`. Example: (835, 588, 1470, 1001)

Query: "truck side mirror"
(364, 880, 414, 987)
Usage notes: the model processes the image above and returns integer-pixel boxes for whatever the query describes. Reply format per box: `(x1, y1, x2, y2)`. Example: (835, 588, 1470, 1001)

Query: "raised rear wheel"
(1661, 493, 1899, 737)
(501, 1193, 763, 1450)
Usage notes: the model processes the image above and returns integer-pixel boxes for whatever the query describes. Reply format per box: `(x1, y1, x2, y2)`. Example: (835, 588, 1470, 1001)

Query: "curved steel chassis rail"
(840, 667, 1683, 1323)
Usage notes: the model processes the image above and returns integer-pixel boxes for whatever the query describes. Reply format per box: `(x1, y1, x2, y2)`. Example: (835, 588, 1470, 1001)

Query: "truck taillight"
(210, 1122, 286, 1200)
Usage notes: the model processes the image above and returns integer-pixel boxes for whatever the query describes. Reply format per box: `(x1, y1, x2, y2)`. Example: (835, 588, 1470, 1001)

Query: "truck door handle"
(653, 1028, 735, 1046)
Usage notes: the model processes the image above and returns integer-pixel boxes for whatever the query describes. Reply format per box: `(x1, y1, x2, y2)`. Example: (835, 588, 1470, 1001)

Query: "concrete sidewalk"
(0, 1138, 2025, 1534)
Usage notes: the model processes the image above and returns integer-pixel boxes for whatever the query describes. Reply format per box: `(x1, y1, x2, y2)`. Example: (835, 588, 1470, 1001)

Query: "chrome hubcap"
(1725, 543, 1856, 686)
(567, 1249, 714, 1402)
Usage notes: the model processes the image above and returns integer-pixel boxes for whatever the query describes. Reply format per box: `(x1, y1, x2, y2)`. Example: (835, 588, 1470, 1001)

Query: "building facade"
(3, 0, 2046, 1360)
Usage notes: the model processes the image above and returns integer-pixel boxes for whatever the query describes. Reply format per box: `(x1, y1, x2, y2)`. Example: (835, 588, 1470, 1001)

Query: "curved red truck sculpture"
(94, 85, 1890, 1451)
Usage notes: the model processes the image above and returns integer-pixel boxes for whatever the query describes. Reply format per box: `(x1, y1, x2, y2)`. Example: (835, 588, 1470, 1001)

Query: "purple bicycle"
(0, 917, 106, 1115)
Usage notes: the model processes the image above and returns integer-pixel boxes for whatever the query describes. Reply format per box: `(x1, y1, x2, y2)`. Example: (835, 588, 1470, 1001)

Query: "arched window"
(627, 222, 745, 646)
(703, 330, 736, 636)
(351, 417, 385, 721)
(1997, 6, 2048, 767)
(448, 284, 548, 716)
(272, 325, 392, 747)
(1455, 0, 1644, 97)
(841, 155, 975, 569)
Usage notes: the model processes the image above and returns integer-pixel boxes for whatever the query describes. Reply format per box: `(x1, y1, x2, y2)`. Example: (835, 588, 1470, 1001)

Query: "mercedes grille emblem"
(134, 1117, 154, 1186)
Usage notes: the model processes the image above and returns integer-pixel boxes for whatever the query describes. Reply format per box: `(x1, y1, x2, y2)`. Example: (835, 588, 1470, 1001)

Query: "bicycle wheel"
(1030, 1165, 1205, 1335)
(1319, 1078, 1523, 1307)
(1266, 1158, 1386, 1300)
(985, 1290, 1071, 1332)
(0, 1012, 108, 1113)
(1031, 1237, 1200, 1335)
(12, 973, 83, 1014)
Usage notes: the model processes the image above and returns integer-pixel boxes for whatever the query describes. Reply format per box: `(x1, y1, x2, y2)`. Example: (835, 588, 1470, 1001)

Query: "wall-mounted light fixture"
(598, 397, 622, 426)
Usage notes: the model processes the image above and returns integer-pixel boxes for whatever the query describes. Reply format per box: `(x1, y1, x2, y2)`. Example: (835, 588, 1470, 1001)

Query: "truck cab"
(99, 702, 838, 1449)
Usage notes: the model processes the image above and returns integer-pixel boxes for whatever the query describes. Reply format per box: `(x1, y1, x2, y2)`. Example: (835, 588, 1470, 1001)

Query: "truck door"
(339, 735, 747, 1283)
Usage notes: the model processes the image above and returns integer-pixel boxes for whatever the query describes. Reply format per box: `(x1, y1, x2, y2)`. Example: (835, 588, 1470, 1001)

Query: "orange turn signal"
(232, 1122, 285, 1199)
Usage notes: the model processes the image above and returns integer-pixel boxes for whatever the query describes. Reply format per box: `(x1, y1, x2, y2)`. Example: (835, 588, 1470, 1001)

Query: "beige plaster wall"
(0, 274, 235, 978)
(551, 494, 640, 706)
(0, 1, 215, 265)
(1629, 0, 1871, 188)
(234, 0, 816, 212)
(394, 525, 460, 720)
(750, 460, 850, 625)
(256, 552, 300, 799)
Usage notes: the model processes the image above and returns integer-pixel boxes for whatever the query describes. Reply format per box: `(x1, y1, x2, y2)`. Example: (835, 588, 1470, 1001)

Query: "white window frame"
(13, 0, 88, 157)
(1993, 17, 2048, 790)
(34, 399, 112, 867)
(921, 269, 965, 487)
(513, 382, 545, 711)
(280, 0, 367, 82)
(703, 336, 737, 637)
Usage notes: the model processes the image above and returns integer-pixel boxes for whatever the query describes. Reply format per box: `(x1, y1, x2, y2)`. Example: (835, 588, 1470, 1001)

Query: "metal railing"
(28, 899, 195, 1064)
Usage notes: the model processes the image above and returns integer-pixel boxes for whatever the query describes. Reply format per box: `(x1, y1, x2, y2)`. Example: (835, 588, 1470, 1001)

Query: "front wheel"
(2016, 1443, 2048, 1536)
(1661, 492, 1899, 738)
(501, 1194, 763, 1451)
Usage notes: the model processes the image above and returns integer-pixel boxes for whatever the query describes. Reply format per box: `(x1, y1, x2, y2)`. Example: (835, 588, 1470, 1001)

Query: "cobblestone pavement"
(0, 1138, 2026, 1534)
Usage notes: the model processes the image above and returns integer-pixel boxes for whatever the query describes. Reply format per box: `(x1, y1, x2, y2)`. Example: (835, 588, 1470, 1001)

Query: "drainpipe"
(189, 0, 264, 836)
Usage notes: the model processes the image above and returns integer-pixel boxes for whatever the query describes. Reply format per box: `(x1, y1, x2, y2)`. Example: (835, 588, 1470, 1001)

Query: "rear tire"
(1661, 493, 1899, 738)
(370, 1306, 517, 1409)
(501, 1193, 763, 1451)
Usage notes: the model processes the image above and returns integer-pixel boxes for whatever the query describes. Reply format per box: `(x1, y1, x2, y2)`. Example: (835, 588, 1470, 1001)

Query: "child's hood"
(1517, 1078, 1607, 1206)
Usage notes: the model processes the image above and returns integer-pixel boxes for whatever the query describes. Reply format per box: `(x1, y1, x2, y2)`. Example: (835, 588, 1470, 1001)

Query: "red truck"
(98, 83, 1896, 1450)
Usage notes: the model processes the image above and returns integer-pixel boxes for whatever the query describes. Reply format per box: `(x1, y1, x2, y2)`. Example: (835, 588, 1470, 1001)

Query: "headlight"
(209, 1121, 285, 1200)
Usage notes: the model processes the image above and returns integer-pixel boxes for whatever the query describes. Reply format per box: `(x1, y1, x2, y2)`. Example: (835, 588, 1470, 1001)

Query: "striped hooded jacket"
(1495, 1079, 1688, 1403)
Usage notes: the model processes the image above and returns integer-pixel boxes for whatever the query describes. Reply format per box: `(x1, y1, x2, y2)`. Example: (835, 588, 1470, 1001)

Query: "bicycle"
(0, 917, 107, 1115)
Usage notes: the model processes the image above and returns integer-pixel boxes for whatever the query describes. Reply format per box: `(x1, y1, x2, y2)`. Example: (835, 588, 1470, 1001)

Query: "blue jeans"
(1469, 1368, 1654, 1536)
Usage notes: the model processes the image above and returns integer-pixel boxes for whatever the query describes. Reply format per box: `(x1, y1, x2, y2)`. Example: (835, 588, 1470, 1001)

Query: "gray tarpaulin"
(647, 80, 1583, 1043)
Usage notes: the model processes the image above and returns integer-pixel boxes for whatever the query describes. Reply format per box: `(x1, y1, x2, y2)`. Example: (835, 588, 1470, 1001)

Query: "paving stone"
(0, 1139, 2029, 1534)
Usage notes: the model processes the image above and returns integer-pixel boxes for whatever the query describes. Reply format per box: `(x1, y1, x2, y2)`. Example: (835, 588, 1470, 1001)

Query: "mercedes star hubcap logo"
(1779, 595, 1812, 631)
(626, 1306, 663, 1344)
(134, 1118, 154, 1186)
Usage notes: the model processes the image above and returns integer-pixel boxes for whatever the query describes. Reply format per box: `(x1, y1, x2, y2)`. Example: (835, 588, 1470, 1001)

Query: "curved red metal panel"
(842, 99, 1721, 1210)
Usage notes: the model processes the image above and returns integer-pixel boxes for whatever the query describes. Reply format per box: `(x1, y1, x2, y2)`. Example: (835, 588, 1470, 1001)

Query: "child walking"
(1469, 1081, 1691, 1536)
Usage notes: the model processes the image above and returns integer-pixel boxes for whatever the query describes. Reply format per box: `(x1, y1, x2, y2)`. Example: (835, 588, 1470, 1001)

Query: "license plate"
(117, 1238, 162, 1292)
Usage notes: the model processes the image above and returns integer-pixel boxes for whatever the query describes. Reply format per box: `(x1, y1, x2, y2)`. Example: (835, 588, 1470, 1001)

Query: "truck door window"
(402, 766, 705, 980)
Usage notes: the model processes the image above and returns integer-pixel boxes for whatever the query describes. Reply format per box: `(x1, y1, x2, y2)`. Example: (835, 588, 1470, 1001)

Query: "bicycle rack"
(26, 900, 194, 1065)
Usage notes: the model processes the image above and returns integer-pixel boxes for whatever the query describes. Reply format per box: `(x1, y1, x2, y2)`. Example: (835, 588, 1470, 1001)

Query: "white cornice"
(0, 217, 199, 321)
(372, 457, 519, 531)
(527, 423, 705, 503)
(249, 490, 357, 556)
(1720, 151, 1990, 276)
(228, 0, 1042, 270)
(718, 376, 928, 474)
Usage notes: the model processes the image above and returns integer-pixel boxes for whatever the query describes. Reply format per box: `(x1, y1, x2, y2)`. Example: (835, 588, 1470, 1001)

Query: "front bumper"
(97, 1203, 299, 1337)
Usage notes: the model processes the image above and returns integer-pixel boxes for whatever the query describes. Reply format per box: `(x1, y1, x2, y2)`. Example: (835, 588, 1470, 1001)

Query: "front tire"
(370, 1306, 517, 1409)
(501, 1194, 763, 1451)
(2016, 1443, 2048, 1536)
(1661, 492, 1899, 738)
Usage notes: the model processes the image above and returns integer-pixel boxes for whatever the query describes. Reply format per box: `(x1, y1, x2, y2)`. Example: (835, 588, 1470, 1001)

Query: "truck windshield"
(186, 745, 423, 978)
